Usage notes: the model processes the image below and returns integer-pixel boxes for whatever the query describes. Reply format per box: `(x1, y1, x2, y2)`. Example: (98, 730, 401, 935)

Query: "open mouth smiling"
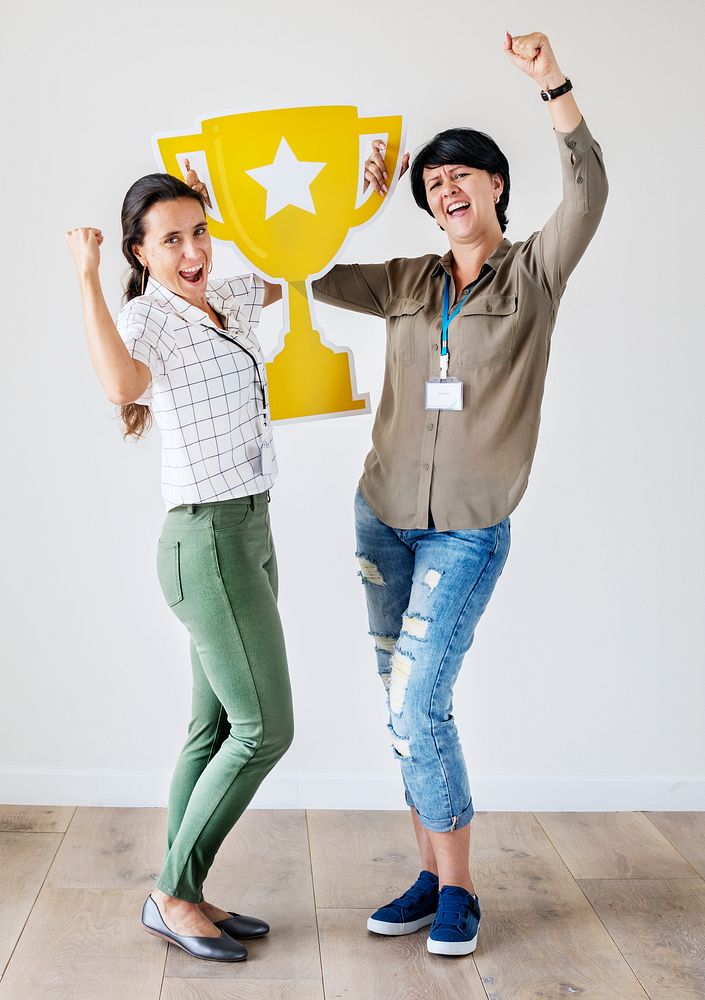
(446, 200, 471, 218)
(179, 264, 204, 284)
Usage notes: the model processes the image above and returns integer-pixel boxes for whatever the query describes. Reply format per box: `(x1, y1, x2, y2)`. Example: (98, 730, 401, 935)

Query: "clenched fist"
(503, 31, 565, 90)
(65, 227, 103, 276)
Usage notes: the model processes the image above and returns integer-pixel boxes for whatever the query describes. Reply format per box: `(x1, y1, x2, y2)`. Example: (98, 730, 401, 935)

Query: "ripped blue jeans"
(354, 488, 510, 832)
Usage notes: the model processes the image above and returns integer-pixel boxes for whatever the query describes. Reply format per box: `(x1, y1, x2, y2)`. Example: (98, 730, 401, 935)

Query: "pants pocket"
(157, 540, 184, 607)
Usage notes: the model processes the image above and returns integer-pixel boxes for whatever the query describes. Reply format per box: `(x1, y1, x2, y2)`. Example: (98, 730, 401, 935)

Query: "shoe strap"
(395, 880, 437, 905)
(435, 898, 476, 925)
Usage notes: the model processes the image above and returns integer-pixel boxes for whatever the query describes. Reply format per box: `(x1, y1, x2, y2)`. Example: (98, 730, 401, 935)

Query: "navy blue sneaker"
(427, 885, 481, 955)
(367, 870, 439, 935)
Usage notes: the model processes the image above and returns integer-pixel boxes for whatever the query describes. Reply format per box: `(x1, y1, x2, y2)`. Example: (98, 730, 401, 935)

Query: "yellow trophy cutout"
(155, 106, 404, 422)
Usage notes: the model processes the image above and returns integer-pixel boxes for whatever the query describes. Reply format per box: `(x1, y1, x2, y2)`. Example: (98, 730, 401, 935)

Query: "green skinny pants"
(154, 493, 293, 902)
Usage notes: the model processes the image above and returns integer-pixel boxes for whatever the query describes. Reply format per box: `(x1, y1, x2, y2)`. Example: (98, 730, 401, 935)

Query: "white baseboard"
(0, 767, 703, 810)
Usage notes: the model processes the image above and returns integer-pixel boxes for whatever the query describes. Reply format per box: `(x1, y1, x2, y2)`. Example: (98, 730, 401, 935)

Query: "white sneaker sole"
(367, 912, 437, 936)
(427, 931, 479, 956)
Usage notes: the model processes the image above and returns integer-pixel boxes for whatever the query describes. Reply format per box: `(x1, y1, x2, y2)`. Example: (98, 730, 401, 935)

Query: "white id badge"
(425, 378, 463, 411)
(260, 423, 274, 476)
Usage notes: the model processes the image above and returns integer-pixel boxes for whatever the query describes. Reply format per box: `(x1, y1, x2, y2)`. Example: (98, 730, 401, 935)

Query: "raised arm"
(505, 31, 609, 294)
(312, 261, 391, 317)
(310, 140, 408, 314)
(65, 228, 151, 405)
(503, 31, 582, 132)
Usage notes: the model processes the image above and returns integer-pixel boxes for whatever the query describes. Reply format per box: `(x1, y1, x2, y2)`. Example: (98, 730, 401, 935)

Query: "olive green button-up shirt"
(313, 117, 608, 530)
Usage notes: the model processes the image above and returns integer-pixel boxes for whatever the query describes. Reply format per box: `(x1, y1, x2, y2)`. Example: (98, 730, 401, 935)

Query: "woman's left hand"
(184, 158, 213, 209)
(364, 140, 410, 196)
(503, 31, 565, 89)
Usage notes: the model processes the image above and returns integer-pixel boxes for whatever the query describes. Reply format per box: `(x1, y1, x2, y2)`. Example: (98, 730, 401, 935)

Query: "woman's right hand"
(363, 140, 410, 196)
(65, 227, 103, 276)
(183, 158, 213, 208)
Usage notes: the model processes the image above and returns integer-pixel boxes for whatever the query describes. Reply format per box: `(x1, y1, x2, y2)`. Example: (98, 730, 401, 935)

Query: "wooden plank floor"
(1, 806, 704, 1000)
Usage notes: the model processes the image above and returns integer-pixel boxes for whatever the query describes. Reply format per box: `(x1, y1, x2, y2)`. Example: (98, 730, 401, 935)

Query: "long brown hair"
(120, 174, 206, 438)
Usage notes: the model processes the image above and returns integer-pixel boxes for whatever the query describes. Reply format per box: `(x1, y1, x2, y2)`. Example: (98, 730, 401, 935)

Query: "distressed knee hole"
(389, 649, 414, 715)
(391, 736, 412, 759)
(356, 553, 385, 586)
(371, 632, 398, 654)
(380, 670, 392, 691)
(387, 722, 412, 760)
(423, 569, 442, 592)
(401, 614, 430, 640)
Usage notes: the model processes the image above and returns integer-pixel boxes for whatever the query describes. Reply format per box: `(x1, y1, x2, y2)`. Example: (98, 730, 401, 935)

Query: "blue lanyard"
(441, 272, 481, 361)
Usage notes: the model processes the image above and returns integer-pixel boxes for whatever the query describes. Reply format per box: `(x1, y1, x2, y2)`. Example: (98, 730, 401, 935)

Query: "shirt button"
(486, 304, 493, 312)
(568, 140, 576, 148)
(427, 423, 434, 431)
(576, 176, 584, 184)
(432, 343, 439, 351)
(423, 463, 430, 471)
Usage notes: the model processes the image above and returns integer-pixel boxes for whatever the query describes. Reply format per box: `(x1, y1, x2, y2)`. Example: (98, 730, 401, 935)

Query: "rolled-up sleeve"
(312, 262, 390, 317)
(116, 301, 178, 402)
(519, 117, 608, 298)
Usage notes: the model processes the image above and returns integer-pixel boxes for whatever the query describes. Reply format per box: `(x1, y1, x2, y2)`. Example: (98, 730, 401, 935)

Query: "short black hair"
(410, 128, 510, 232)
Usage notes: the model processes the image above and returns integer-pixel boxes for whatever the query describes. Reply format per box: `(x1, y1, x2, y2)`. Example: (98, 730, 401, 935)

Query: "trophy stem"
(266, 278, 368, 422)
(286, 280, 318, 340)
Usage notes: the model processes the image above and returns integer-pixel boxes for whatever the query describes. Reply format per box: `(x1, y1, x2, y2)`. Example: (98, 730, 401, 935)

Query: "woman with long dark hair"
(65, 166, 289, 963)
(313, 30, 608, 956)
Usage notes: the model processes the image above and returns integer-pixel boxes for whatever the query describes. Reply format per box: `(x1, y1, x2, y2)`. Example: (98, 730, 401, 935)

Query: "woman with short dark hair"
(410, 127, 511, 234)
(314, 30, 608, 956)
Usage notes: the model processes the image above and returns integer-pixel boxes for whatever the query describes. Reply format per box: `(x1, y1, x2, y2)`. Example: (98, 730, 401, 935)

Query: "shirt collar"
(431, 237, 512, 280)
(145, 276, 222, 329)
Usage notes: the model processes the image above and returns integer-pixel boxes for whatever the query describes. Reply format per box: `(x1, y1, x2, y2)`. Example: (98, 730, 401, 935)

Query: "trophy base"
(266, 329, 368, 423)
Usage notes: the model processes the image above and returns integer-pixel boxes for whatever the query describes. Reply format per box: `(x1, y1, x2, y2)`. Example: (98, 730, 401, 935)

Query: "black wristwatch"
(540, 78, 573, 101)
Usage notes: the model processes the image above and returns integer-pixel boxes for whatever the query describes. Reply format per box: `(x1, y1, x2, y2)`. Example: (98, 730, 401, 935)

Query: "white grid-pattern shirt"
(116, 273, 277, 509)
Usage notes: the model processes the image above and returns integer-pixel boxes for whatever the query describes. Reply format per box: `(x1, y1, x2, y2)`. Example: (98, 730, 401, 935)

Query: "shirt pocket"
(458, 294, 518, 368)
(386, 298, 425, 366)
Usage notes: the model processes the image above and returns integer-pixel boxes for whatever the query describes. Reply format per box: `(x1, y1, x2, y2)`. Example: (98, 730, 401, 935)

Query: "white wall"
(2, 0, 704, 810)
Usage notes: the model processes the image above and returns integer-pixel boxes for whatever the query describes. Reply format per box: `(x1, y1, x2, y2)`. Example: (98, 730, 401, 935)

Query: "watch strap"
(540, 77, 573, 101)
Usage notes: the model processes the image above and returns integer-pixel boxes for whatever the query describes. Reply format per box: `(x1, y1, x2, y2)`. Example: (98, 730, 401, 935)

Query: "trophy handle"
(156, 133, 235, 243)
(350, 115, 404, 227)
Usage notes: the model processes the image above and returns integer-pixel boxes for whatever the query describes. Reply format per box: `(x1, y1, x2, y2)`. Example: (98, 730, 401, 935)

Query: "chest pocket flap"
(386, 297, 425, 366)
(458, 293, 518, 368)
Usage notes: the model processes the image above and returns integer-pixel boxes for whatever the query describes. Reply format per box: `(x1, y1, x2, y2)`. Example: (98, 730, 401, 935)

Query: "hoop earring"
(208, 260, 213, 274)
(140, 266, 148, 295)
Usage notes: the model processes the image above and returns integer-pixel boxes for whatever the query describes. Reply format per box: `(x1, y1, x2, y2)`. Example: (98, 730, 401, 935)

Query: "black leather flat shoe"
(141, 895, 247, 962)
(214, 911, 270, 939)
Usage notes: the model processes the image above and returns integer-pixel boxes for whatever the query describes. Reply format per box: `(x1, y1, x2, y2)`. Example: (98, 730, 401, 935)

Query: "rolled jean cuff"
(416, 798, 475, 833)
